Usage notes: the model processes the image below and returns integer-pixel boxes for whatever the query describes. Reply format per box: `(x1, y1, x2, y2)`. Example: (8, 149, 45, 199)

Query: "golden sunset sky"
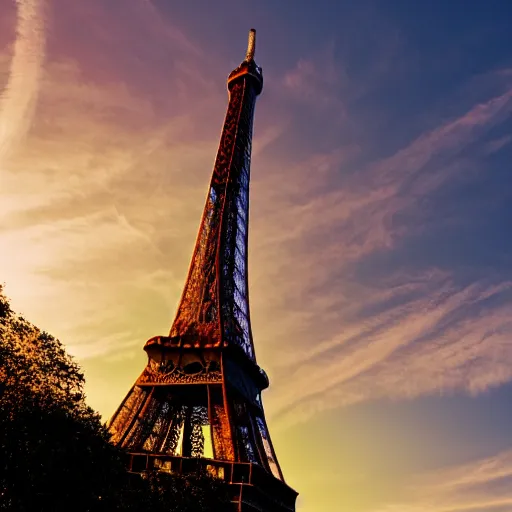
(2, 1, 512, 511)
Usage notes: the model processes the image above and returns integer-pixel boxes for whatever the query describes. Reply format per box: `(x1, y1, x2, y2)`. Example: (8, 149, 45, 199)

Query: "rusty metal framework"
(108, 29, 297, 512)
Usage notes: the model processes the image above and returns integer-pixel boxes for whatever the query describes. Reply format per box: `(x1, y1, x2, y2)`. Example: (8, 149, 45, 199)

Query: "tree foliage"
(145, 471, 232, 512)
(0, 286, 230, 511)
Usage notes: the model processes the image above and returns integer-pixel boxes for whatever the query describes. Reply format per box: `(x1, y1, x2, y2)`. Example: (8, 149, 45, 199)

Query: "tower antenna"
(245, 28, 256, 61)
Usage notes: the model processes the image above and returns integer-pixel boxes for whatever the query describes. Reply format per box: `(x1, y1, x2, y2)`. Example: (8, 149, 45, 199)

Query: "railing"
(127, 453, 297, 511)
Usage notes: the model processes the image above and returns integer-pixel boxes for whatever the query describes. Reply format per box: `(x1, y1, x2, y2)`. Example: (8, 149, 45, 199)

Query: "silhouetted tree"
(0, 285, 130, 510)
(0, 286, 230, 511)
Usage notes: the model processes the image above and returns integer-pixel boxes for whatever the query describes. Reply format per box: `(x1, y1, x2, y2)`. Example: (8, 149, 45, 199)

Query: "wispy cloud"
(283, 53, 347, 116)
(252, 85, 512, 428)
(269, 279, 512, 429)
(2, 6, 512, 512)
(0, 1, 224, 366)
(371, 449, 512, 512)
(1, 3, 511, 445)
(0, 0, 45, 167)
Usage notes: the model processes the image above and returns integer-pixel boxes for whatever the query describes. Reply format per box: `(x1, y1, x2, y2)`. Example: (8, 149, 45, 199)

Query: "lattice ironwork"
(137, 359, 222, 385)
(169, 51, 262, 361)
(107, 29, 297, 511)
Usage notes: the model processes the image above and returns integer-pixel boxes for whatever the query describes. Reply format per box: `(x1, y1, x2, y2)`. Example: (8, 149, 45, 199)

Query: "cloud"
(266, 273, 512, 427)
(0, 0, 45, 167)
(1, 8, 511, 512)
(283, 55, 346, 115)
(1, 4, 511, 443)
(371, 449, 512, 512)
(251, 85, 512, 429)
(254, 85, 512, 266)
(0, 1, 228, 367)
(367, 88, 512, 188)
(485, 134, 512, 154)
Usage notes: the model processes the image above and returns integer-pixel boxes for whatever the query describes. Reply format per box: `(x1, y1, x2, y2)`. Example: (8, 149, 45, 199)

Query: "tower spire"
(245, 28, 256, 61)
(107, 30, 298, 512)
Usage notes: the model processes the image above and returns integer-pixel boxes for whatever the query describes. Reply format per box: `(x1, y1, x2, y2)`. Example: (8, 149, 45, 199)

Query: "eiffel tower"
(107, 30, 298, 511)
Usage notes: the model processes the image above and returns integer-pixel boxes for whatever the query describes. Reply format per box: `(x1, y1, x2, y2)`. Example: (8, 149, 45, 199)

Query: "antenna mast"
(245, 28, 256, 61)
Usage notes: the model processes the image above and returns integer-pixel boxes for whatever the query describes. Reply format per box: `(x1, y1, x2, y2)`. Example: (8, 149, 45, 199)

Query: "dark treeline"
(0, 286, 231, 511)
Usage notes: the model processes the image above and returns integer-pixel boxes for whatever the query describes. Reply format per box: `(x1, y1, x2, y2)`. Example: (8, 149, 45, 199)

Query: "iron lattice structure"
(108, 30, 298, 512)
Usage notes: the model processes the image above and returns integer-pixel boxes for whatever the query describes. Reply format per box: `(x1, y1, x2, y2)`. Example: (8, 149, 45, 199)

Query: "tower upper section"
(228, 29, 263, 94)
(166, 30, 263, 363)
